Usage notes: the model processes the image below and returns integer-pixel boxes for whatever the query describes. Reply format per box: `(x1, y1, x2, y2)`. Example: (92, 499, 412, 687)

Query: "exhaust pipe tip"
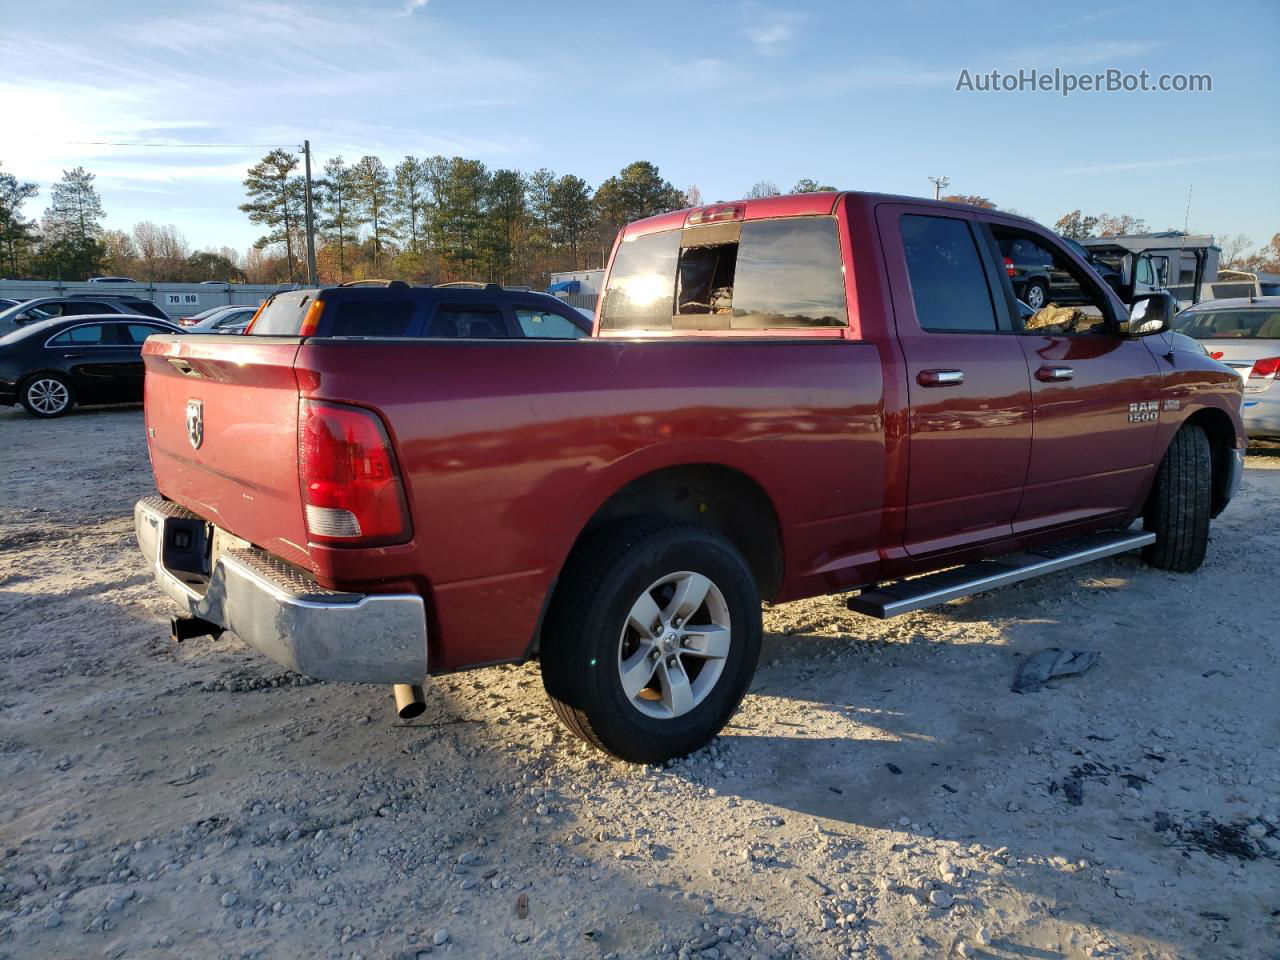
(393, 684, 426, 720)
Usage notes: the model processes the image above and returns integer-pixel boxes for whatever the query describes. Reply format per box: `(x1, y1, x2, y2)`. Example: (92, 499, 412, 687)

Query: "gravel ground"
(1, 404, 1277, 960)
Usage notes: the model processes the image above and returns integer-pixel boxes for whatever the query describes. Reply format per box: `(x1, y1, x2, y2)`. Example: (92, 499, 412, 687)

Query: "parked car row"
(0, 315, 183, 417)
(0, 294, 170, 334)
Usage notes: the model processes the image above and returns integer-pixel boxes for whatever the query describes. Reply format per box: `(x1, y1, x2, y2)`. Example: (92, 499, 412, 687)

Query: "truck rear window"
(250, 292, 315, 336)
(600, 217, 848, 332)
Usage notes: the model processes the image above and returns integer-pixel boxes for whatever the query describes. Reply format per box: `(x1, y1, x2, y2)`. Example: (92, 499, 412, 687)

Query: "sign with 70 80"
(165, 293, 200, 306)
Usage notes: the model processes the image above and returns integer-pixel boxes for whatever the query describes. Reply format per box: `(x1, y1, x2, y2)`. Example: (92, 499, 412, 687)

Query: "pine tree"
(485, 169, 526, 283)
(392, 157, 430, 257)
(549, 175, 593, 270)
(318, 156, 358, 280)
(44, 166, 105, 245)
(39, 167, 107, 279)
(350, 155, 395, 271)
(0, 163, 39, 276)
(240, 149, 304, 279)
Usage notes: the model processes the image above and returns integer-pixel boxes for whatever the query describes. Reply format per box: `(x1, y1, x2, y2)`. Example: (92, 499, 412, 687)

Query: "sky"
(1, 0, 1277, 255)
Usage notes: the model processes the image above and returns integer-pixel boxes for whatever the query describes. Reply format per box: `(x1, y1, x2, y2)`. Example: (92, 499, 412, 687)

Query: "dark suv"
(997, 235, 1089, 309)
(248, 282, 591, 339)
(0, 294, 171, 332)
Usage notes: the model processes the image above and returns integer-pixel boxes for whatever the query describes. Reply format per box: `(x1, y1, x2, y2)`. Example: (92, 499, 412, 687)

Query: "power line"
(66, 141, 287, 148)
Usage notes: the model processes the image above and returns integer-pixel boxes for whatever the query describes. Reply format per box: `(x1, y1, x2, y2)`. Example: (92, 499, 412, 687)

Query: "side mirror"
(1123, 291, 1174, 337)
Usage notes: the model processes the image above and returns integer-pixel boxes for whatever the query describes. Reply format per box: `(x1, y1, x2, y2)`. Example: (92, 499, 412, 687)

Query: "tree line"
(2, 158, 1277, 283)
(237, 154, 846, 286)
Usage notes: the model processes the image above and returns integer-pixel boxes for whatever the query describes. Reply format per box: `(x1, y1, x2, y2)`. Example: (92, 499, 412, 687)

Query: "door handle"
(917, 369, 964, 387)
(1035, 365, 1074, 382)
(63, 352, 85, 358)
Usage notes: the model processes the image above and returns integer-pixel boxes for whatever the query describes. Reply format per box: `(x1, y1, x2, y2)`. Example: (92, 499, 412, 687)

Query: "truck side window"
(900, 215, 998, 333)
(429, 305, 508, 338)
(328, 300, 415, 337)
(990, 225, 1112, 336)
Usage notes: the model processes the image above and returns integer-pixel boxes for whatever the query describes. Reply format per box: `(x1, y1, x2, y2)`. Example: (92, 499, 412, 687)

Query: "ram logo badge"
(1128, 401, 1159, 423)
(186, 399, 204, 450)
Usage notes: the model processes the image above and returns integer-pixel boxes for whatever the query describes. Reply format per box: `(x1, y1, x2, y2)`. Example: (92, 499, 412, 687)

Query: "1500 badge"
(1128, 401, 1159, 423)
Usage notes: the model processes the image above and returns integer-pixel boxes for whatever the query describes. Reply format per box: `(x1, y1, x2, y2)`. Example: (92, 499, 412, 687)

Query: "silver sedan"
(1172, 296, 1280, 438)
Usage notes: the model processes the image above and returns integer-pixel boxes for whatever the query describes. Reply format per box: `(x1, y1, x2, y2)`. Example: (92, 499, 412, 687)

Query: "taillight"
(1003, 257, 1016, 277)
(1250, 357, 1280, 379)
(298, 400, 411, 546)
(298, 298, 325, 336)
(179, 317, 198, 326)
(1209, 351, 1224, 360)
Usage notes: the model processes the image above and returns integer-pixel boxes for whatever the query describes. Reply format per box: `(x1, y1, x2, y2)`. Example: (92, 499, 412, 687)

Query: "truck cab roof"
(248, 283, 592, 339)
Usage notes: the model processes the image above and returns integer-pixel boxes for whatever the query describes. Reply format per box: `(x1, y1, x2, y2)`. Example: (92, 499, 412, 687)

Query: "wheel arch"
(572, 462, 785, 601)
(1180, 406, 1237, 517)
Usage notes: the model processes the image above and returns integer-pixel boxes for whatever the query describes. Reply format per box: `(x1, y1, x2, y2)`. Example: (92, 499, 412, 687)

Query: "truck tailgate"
(142, 335, 312, 570)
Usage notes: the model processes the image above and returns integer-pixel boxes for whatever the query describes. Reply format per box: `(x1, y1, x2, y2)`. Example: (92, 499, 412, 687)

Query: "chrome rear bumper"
(134, 497, 428, 683)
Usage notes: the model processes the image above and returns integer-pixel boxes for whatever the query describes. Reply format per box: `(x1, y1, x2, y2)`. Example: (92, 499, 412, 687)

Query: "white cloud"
(740, 4, 805, 55)
(1000, 40, 1162, 68)
(1058, 151, 1280, 176)
(402, 0, 429, 13)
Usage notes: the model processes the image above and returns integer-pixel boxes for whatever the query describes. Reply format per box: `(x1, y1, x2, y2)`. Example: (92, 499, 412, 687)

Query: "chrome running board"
(846, 529, 1156, 619)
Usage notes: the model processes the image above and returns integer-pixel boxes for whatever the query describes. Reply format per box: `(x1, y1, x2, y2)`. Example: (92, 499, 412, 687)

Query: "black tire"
(1023, 279, 1049, 310)
(541, 518, 762, 764)
(20, 373, 75, 418)
(1143, 423, 1212, 572)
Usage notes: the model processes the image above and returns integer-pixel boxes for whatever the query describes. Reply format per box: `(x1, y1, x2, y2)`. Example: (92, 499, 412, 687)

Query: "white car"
(1172, 296, 1280, 439)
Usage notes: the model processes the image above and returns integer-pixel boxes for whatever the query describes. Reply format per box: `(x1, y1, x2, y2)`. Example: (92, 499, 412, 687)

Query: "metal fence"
(0, 280, 284, 319)
(556, 292, 598, 313)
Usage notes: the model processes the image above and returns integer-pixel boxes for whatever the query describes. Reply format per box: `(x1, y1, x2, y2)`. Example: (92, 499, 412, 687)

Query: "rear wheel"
(541, 519, 762, 764)
(21, 374, 75, 418)
(1023, 280, 1048, 309)
(1143, 423, 1212, 572)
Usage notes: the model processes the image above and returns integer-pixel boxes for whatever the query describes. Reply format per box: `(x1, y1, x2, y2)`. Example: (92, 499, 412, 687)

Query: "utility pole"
(301, 140, 318, 287)
(927, 175, 950, 200)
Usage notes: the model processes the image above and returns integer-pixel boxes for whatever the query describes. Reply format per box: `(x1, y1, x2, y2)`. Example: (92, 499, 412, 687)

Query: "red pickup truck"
(135, 192, 1244, 763)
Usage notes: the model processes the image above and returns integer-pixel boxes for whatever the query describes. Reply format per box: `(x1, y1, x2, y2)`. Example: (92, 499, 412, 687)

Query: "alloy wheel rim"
(28, 379, 69, 414)
(1027, 285, 1045, 308)
(616, 570, 732, 720)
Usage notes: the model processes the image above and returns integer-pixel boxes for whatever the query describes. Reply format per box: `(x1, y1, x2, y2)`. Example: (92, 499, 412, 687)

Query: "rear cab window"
(600, 215, 848, 333)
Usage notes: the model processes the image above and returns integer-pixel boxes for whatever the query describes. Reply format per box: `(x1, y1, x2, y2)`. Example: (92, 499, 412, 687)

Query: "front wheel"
(1143, 423, 1212, 572)
(541, 519, 762, 764)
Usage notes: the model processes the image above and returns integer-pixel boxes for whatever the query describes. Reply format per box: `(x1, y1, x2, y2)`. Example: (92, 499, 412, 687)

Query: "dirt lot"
(0, 404, 1277, 960)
